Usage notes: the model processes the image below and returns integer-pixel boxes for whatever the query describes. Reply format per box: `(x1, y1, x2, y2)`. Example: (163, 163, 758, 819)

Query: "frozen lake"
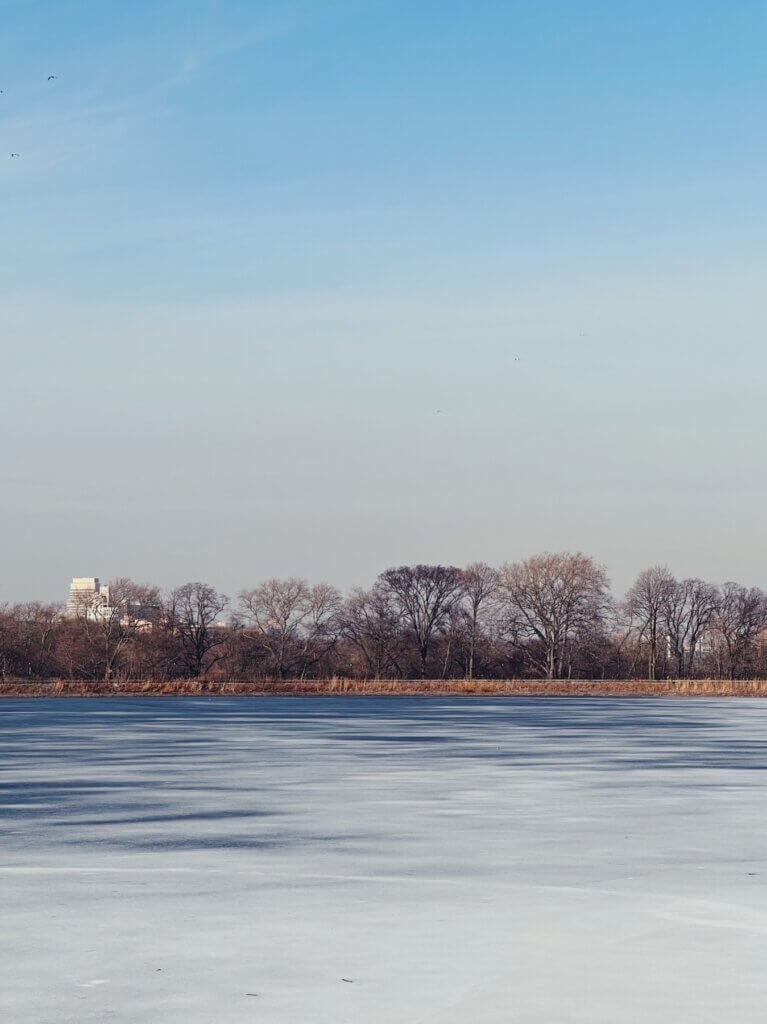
(2, 697, 767, 1023)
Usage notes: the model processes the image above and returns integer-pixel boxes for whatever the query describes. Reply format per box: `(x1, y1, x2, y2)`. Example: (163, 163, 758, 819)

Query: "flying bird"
(10, 152, 19, 158)
(47, 75, 57, 81)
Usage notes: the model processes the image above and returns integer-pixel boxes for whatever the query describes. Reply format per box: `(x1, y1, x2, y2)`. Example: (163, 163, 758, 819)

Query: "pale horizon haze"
(2, 0, 766, 604)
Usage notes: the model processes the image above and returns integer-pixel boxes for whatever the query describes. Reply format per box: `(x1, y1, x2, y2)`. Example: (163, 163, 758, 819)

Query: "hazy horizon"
(3, 1, 766, 604)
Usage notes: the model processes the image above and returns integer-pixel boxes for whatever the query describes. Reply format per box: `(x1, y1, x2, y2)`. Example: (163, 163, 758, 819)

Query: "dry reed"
(2, 678, 767, 698)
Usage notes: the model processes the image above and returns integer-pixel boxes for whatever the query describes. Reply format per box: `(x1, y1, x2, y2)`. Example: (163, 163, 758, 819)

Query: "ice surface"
(2, 696, 767, 1022)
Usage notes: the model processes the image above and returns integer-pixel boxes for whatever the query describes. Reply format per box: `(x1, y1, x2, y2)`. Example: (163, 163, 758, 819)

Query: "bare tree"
(623, 566, 676, 680)
(713, 583, 767, 679)
(662, 578, 719, 678)
(497, 552, 611, 679)
(239, 578, 342, 678)
(459, 562, 498, 680)
(377, 565, 464, 677)
(0, 602, 61, 678)
(104, 578, 161, 680)
(167, 583, 229, 677)
(436, 602, 466, 679)
(340, 585, 403, 679)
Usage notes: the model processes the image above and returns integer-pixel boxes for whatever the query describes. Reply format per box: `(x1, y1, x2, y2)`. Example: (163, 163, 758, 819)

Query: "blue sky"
(2, 0, 766, 602)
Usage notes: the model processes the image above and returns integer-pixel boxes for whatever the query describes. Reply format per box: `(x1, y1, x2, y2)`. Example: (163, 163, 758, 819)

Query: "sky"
(1, 0, 766, 604)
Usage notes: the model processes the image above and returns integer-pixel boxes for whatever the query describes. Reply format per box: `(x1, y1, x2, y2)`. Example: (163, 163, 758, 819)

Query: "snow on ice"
(2, 696, 767, 1022)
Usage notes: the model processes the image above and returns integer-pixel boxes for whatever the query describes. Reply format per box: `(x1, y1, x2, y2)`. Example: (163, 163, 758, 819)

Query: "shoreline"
(2, 678, 767, 698)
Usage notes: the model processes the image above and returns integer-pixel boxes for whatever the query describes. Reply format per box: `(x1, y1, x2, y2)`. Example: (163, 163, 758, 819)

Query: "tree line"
(2, 554, 767, 682)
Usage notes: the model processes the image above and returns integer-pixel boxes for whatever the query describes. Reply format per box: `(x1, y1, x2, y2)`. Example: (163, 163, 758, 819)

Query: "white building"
(66, 577, 114, 620)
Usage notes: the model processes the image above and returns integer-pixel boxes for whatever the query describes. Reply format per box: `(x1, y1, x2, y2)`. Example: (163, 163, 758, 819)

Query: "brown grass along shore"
(2, 678, 767, 697)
